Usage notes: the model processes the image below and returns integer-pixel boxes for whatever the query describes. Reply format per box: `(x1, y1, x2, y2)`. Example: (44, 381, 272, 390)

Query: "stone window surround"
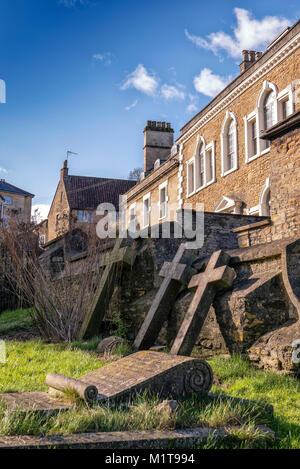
(244, 81, 294, 163)
(142, 192, 151, 229)
(220, 111, 239, 177)
(186, 137, 216, 198)
(158, 180, 168, 220)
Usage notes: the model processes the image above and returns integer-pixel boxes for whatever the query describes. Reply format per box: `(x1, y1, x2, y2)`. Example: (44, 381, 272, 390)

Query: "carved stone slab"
(79, 351, 213, 401)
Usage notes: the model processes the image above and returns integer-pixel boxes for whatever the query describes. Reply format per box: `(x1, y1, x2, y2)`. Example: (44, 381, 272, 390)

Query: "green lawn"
(0, 309, 299, 448)
(0, 309, 34, 336)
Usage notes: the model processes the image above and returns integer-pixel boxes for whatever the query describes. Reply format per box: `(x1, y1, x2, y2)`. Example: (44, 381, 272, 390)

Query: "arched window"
(263, 91, 276, 149)
(221, 111, 238, 176)
(257, 81, 278, 153)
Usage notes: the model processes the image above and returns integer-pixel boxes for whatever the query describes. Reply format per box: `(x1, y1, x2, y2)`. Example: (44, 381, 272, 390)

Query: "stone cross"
(78, 237, 136, 340)
(171, 250, 236, 356)
(134, 243, 197, 351)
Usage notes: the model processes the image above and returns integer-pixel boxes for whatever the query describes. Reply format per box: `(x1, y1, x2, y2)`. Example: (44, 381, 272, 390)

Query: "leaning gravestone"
(134, 243, 197, 351)
(78, 237, 136, 340)
(171, 250, 236, 356)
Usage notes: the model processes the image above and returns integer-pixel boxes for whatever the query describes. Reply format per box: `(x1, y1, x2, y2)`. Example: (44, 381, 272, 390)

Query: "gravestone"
(171, 250, 236, 356)
(134, 244, 197, 350)
(0, 352, 213, 413)
(57, 351, 214, 401)
(79, 237, 136, 339)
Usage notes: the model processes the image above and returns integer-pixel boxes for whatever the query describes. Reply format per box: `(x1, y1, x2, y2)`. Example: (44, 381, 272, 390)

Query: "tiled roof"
(64, 175, 136, 210)
(0, 180, 34, 198)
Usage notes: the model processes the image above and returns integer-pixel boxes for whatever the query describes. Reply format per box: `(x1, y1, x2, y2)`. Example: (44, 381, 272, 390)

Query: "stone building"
(0, 179, 34, 227)
(124, 21, 300, 230)
(45, 160, 136, 243)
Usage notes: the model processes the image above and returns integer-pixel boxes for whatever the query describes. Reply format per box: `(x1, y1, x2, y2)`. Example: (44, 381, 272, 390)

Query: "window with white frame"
(278, 84, 293, 121)
(143, 193, 151, 228)
(244, 111, 259, 162)
(159, 181, 168, 220)
(197, 144, 205, 189)
(206, 146, 214, 184)
(221, 111, 238, 176)
(187, 159, 195, 196)
(129, 203, 137, 232)
(257, 81, 278, 153)
(187, 137, 216, 196)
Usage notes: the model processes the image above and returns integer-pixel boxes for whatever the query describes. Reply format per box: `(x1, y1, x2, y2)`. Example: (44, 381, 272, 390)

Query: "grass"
(0, 309, 299, 448)
(0, 309, 34, 336)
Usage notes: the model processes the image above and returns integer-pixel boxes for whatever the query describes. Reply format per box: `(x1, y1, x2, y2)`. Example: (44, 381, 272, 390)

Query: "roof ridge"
(0, 180, 35, 197)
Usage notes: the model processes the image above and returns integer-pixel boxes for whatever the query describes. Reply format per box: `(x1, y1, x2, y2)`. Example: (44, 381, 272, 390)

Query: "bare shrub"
(0, 221, 119, 343)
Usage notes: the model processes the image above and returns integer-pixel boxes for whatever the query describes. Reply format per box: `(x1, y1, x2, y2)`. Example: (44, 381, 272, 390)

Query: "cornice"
(177, 31, 300, 146)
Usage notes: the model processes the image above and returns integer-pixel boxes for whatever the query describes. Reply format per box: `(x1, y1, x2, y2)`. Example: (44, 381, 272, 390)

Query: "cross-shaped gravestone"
(133, 243, 197, 351)
(171, 250, 236, 357)
(78, 237, 136, 340)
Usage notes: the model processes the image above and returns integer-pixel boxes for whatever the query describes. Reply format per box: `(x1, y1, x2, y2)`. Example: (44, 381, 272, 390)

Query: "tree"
(128, 167, 143, 181)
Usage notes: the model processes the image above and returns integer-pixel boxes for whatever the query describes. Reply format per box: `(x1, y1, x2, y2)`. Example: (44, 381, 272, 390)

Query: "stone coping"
(0, 426, 275, 449)
(232, 219, 271, 233)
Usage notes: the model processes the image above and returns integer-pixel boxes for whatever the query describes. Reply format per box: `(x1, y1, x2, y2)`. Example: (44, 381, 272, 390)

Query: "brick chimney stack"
(143, 121, 174, 173)
(60, 160, 68, 180)
(240, 50, 263, 73)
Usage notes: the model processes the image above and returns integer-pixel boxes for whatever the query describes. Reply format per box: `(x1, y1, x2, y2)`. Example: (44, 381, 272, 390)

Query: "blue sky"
(0, 0, 298, 217)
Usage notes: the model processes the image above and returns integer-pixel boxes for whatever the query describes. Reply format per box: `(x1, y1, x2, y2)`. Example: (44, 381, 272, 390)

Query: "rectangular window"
(187, 160, 195, 195)
(143, 196, 150, 227)
(250, 120, 257, 157)
(227, 133, 234, 171)
(206, 149, 213, 183)
(129, 206, 137, 232)
(4, 197, 11, 205)
(159, 186, 167, 219)
(78, 211, 94, 223)
(199, 152, 205, 188)
(281, 99, 289, 120)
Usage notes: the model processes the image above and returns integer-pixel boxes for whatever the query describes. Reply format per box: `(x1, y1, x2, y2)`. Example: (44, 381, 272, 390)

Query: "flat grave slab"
(0, 426, 275, 449)
(0, 392, 71, 415)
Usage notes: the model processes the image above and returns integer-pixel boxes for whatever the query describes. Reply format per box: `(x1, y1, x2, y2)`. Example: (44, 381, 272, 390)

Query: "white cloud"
(93, 52, 113, 66)
(125, 99, 138, 111)
(0, 167, 7, 174)
(121, 64, 158, 96)
(161, 84, 185, 100)
(185, 8, 290, 59)
(32, 205, 50, 222)
(194, 68, 231, 97)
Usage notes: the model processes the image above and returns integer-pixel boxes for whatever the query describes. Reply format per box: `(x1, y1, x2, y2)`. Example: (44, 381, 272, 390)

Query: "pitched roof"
(64, 175, 136, 210)
(0, 180, 34, 198)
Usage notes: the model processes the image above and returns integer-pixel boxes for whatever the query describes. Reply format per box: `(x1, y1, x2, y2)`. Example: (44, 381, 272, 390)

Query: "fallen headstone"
(47, 351, 213, 403)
